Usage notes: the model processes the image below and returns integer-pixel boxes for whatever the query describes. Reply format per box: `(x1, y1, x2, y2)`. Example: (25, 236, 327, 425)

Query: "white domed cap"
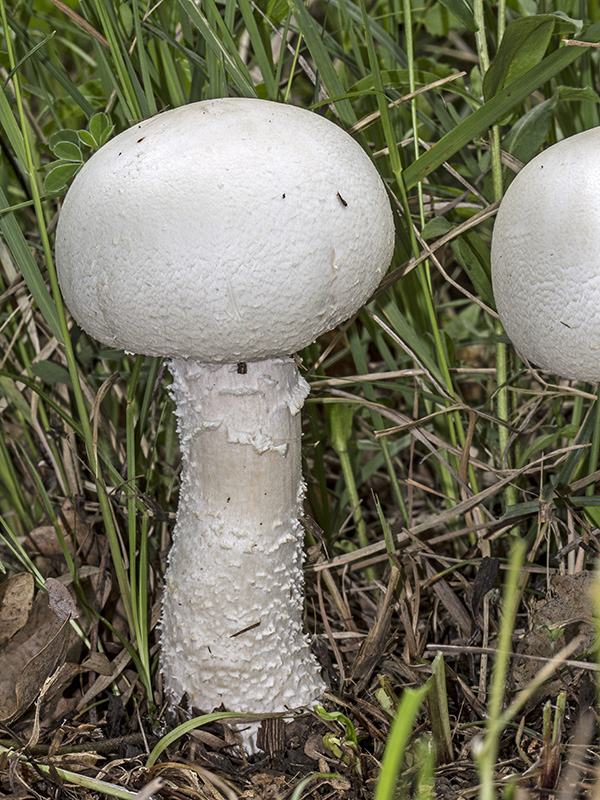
(56, 98, 394, 363)
(491, 127, 600, 382)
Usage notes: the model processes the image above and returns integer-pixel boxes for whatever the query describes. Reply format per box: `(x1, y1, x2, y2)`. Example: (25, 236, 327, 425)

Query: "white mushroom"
(491, 127, 600, 381)
(55, 98, 394, 725)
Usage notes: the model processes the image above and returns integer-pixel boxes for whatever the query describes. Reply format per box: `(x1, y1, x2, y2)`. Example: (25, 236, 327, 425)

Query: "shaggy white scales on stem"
(161, 357, 324, 712)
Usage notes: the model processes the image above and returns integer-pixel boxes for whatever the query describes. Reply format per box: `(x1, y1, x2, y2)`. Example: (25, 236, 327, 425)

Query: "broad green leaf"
(31, 361, 72, 386)
(77, 130, 96, 149)
(90, 112, 110, 143)
(118, 2, 134, 37)
(44, 162, 80, 193)
(483, 16, 557, 101)
(503, 96, 556, 165)
(438, 0, 476, 32)
(403, 21, 600, 189)
(451, 231, 495, 309)
(48, 129, 79, 150)
(50, 140, 82, 161)
(421, 217, 454, 240)
(98, 124, 115, 147)
(557, 85, 600, 103)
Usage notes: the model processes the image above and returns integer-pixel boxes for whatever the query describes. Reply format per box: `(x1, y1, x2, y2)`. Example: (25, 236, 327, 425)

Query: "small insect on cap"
(491, 127, 600, 382)
(56, 98, 395, 363)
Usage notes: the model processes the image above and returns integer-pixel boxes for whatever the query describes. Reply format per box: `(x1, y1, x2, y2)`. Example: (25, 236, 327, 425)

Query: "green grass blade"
(0, 188, 63, 342)
(238, 0, 278, 98)
(285, 0, 356, 125)
(132, 5, 159, 115)
(147, 711, 275, 767)
(6, 14, 94, 115)
(374, 686, 427, 800)
(177, 0, 256, 96)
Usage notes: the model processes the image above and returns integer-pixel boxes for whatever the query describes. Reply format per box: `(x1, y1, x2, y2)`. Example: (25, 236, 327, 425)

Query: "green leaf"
(77, 129, 96, 149)
(4, 32, 56, 86)
(118, 2, 134, 37)
(98, 124, 114, 147)
(557, 85, 600, 103)
(451, 231, 495, 309)
(374, 687, 427, 800)
(146, 711, 269, 768)
(31, 361, 72, 386)
(315, 706, 359, 746)
(503, 96, 556, 165)
(327, 404, 355, 455)
(50, 140, 82, 161)
(483, 16, 557, 101)
(438, 0, 476, 32)
(90, 112, 110, 144)
(48, 128, 80, 150)
(421, 217, 454, 241)
(44, 162, 81, 193)
(237, 0, 277, 98)
(288, 775, 342, 800)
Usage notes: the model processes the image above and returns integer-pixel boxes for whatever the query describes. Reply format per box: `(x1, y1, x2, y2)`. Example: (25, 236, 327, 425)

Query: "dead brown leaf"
(45, 578, 79, 621)
(0, 591, 72, 723)
(26, 500, 97, 565)
(0, 573, 34, 646)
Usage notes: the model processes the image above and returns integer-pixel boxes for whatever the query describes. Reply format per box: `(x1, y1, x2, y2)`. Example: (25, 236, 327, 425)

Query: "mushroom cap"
(56, 98, 394, 362)
(491, 127, 600, 382)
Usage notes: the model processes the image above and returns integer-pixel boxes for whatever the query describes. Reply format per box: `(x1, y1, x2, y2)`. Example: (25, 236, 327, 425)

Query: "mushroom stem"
(161, 357, 324, 716)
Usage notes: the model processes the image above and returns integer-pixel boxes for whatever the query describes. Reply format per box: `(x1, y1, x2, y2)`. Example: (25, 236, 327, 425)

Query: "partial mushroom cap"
(491, 127, 600, 382)
(56, 98, 394, 362)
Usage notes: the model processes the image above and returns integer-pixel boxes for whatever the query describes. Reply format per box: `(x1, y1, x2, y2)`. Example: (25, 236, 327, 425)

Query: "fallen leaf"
(0, 573, 34, 646)
(0, 592, 72, 723)
(26, 500, 97, 564)
(45, 578, 79, 620)
(81, 652, 113, 676)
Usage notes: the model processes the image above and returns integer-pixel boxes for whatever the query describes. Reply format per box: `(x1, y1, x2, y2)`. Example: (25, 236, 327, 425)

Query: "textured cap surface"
(491, 127, 600, 382)
(56, 98, 394, 362)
